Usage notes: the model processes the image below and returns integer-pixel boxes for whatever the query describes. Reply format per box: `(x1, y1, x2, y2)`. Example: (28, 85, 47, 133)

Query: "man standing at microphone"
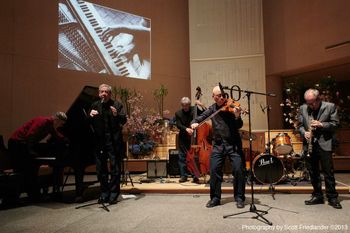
(89, 84, 127, 204)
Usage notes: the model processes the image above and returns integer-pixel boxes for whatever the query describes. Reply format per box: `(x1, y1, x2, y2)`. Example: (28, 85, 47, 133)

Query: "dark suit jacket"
(89, 99, 127, 152)
(175, 106, 204, 148)
(298, 101, 339, 152)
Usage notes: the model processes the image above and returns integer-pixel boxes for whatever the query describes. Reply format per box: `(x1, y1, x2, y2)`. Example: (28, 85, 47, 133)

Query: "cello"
(186, 87, 203, 179)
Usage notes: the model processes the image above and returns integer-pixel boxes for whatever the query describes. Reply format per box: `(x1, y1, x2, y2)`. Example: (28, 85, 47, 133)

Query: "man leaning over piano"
(8, 112, 68, 202)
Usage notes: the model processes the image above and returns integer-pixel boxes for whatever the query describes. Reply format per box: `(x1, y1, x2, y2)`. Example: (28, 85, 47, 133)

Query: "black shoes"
(179, 176, 188, 183)
(328, 198, 342, 209)
(236, 200, 245, 209)
(305, 196, 342, 209)
(74, 196, 84, 203)
(98, 196, 109, 204)
(108, 199, 118, 205)
(206, 199, 220, 208)
(192, 177, 200, 184)
(305, 196, 324, 205)
(109, 193, 119, 205)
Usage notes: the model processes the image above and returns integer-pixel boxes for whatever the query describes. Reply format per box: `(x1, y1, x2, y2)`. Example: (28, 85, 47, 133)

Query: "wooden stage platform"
(120, 173, 350, 195)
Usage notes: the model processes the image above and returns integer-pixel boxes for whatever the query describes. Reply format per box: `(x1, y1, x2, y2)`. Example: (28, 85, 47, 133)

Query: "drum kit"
(240, 131, 309, 186)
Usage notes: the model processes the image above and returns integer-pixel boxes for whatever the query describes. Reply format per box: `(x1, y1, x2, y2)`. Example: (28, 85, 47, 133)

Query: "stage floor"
(119, 172, 350, 195)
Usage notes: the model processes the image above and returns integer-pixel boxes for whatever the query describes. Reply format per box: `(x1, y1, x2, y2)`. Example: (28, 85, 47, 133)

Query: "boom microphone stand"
(221, 83, 275, 225)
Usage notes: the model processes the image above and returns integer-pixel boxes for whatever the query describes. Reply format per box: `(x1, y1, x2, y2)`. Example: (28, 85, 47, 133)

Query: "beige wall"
(0, 0, 191, 142)
(263, 0, 350, 129)
(189, 0, 268, 131)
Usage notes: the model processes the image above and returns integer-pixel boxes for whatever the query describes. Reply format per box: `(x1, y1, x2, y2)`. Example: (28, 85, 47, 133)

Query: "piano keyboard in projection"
(66, 0, 138, 77)
(59, 3, 106, 72)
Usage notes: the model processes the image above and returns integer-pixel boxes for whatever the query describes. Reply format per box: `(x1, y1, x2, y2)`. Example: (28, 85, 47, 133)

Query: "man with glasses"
(298, 88, 342, 209)
(175, 97, 205, 183)
(89, 84, 127, 204)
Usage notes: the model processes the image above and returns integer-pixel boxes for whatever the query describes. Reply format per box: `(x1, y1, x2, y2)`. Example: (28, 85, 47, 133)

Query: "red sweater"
(10, 116, 63, 144)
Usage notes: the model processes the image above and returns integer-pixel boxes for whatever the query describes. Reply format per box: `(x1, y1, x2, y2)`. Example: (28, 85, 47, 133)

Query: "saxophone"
(306, 115, 315, 157)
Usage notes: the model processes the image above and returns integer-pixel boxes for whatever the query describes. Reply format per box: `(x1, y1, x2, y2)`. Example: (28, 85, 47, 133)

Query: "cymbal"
(239, 130, 257, 141)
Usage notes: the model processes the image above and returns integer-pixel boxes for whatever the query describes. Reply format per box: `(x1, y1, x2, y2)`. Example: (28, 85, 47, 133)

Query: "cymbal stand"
(222, 85, 273, 225)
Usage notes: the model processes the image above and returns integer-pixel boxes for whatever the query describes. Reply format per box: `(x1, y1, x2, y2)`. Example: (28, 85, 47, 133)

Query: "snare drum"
(252, 153, 284, 184)
(273, 133, 293, 155)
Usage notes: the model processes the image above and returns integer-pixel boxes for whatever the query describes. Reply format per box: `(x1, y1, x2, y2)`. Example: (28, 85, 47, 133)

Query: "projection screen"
(58, 0, 151, 80)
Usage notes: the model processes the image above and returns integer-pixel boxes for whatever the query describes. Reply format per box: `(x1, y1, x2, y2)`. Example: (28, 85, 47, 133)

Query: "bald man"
(298, 89, 341, 209)
(191, 86, 245, 208)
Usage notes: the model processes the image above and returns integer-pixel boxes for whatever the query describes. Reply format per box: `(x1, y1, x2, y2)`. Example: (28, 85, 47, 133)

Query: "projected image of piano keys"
(58, 0, 151, 80)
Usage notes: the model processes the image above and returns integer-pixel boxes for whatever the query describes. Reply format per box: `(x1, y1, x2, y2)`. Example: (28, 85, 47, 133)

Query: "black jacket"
(175, 106, 204, 147)
(191, 103, 243, 146)
(89, 99, 127, 151)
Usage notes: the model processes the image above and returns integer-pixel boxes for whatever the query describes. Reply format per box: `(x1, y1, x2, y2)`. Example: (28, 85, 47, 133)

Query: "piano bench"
(34, 157, 63, 195)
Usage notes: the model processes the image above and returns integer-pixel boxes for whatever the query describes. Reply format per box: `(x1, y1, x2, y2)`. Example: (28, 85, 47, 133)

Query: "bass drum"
(252, 153, 284, 184)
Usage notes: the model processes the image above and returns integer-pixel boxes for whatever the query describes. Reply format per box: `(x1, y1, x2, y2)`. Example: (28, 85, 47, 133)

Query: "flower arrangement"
(113, 87, 168, 157)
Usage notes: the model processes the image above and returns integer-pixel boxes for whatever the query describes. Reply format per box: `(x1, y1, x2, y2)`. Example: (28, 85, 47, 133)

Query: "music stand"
(221, 84, 274, 225)
(121, 145, 134, 187)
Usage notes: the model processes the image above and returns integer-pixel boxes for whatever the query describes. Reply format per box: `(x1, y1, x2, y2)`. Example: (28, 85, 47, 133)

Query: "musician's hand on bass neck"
(186, 128, 194, 135)
(191, 123, 199, 130)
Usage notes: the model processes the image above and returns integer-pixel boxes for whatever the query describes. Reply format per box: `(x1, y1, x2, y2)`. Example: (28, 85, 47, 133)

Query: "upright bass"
(186, 87, 212, 179)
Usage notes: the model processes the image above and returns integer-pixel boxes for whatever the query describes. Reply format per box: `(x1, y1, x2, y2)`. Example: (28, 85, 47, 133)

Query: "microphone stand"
(222, 84, 274, 226)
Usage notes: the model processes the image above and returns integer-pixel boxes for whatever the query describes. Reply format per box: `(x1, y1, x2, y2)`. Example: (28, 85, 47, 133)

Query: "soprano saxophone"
(306, 115, 315, 157)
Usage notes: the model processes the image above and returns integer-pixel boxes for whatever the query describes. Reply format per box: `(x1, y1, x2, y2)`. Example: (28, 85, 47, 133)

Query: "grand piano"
(59, 85, 99, 198)
(0, 86, 100, 205)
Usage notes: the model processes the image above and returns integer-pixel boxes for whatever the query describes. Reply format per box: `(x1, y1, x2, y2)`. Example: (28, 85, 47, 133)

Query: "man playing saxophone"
(298, 89, 341, 209)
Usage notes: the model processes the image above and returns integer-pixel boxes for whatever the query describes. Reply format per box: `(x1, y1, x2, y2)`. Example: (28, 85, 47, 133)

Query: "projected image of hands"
(58, 0, 151, 79)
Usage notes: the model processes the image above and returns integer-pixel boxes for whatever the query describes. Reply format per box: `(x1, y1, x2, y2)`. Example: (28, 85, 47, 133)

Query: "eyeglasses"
(213, 94, 224, 98)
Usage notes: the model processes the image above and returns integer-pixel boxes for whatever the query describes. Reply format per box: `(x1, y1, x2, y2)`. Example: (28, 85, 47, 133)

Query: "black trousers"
(8, 139, 40, 199)
(306, 144, 338, 199)
(210, 141, 245, 202)
(95, 143, 121, 198)
(178, 140, 190, 177)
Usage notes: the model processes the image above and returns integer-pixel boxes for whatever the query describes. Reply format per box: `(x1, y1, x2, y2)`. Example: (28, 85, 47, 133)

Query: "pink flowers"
(125, 92, 167, 153)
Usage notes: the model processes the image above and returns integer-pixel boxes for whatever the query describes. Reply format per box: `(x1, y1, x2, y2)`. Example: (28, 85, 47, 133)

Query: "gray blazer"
(298, 101, 339, 152)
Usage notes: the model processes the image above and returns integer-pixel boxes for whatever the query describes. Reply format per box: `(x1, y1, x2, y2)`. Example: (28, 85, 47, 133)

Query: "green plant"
(153, 84, 168, 118)
(112, 86, 135, 116)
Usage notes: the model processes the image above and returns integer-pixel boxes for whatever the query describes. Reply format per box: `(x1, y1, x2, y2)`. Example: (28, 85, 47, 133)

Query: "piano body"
(60, 85, 100, 197)
(58, 0, 140, 78)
